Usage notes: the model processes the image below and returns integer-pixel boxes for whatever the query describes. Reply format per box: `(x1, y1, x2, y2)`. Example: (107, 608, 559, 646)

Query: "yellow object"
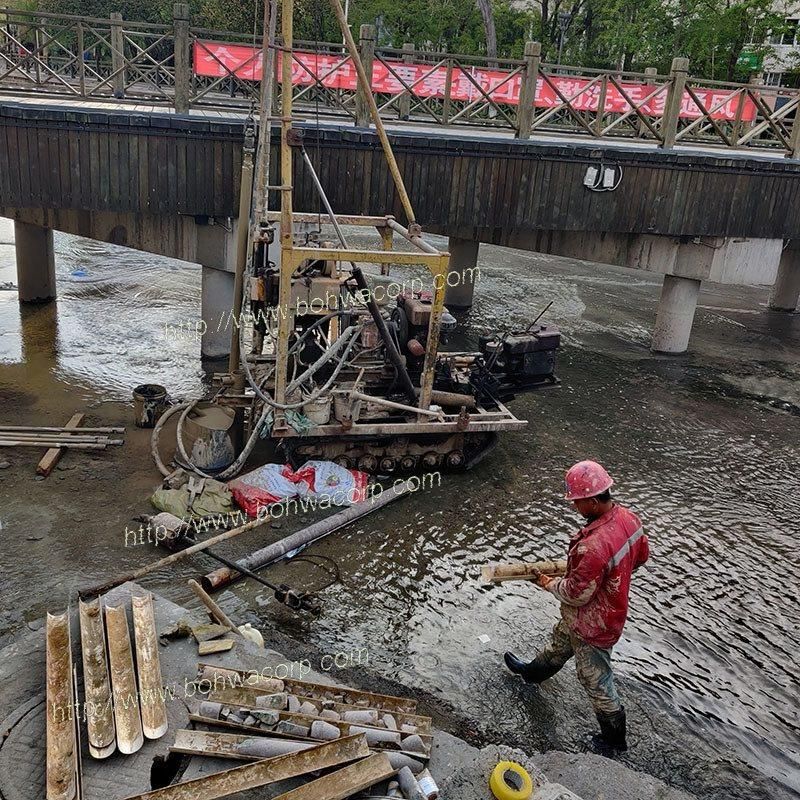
(489, 762, 533, 800)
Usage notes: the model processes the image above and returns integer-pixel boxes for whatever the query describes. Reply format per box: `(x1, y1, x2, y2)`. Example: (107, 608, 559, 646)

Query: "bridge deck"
(2, 93, 794, 165)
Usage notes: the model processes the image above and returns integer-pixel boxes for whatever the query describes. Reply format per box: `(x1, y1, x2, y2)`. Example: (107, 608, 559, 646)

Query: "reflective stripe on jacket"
(546, 504, 649, 648)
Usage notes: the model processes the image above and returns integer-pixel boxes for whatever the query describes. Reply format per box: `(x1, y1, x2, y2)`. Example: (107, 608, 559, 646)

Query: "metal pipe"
(228, 122, 256, 375)
(339, 389, 443, 418)
(327, 0, 417, 226)
(350, 265, 417, 403)
(253, 0, 278, 224)
(201, 479, 416, 591)
(385, 218, 439, 255)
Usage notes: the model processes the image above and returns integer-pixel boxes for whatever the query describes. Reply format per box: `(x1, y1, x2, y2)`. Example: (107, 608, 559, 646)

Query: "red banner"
(193, 40, 757, 122)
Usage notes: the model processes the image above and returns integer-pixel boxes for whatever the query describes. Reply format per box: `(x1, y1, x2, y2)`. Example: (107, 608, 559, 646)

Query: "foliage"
(32, 0, 785, 79)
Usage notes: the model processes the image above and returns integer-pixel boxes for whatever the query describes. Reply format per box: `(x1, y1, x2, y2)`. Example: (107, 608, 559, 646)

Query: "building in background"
(760, 3, 800, 86)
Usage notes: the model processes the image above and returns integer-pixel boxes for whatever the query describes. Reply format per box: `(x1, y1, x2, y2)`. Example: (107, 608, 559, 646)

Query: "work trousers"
(537, 619, 621, 715)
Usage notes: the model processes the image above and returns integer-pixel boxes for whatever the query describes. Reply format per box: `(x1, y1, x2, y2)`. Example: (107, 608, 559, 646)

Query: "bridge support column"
(651, 274, 701, 354)
(201, 266, 235, 359)
(445, 237, 479, 310)
(769, 245, 800, 312)
(14, 221, 56, 303)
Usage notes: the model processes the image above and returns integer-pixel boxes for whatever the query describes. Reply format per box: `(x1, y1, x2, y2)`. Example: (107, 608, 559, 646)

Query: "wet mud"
(1, 218, 798, 799)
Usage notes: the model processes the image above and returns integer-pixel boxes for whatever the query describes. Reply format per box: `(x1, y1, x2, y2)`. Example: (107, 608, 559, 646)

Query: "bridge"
(1, 5, 799, 356)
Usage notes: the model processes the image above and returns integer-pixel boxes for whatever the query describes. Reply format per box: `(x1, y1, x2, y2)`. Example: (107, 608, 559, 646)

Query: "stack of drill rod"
(0, 425, 125, 450)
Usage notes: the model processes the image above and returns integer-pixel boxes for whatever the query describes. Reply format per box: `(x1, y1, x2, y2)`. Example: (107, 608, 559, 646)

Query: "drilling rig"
(159, 0, 561, 479)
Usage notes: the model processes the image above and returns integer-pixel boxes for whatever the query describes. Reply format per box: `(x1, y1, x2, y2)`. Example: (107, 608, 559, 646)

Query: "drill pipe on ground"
(201, 479, 416, 591)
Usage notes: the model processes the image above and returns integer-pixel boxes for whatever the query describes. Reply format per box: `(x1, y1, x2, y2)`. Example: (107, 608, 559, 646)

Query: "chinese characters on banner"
(193, 40, 758, 122)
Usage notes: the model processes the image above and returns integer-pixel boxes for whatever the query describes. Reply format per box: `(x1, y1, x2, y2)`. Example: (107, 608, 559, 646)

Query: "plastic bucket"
(132, 384, 168, 428)
(303, 395, 332, 425)
(182, 403, 236, 472)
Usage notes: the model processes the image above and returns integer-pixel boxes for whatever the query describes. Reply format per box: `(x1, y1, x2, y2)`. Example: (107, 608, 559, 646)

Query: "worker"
(504, 460, 649, 754)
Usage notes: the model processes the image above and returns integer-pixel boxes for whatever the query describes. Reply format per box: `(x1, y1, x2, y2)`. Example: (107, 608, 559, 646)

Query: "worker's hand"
(536, 573, 555, 590)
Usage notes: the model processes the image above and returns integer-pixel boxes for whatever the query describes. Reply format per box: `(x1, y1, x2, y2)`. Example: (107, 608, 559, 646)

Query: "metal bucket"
(132, 384, 168, 428)
(303, 395, 332, 425)
(181, 403, 236, 472)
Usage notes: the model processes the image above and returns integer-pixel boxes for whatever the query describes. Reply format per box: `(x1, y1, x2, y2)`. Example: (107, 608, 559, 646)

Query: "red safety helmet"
(564, 460, 614, 501)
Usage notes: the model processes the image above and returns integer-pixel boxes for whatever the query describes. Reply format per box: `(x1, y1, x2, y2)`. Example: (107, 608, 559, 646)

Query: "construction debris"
(45, 612, 77, 800)
(132, 594, 169, 740)
(198, 640, 235, 655)
(78, 599, 116, 759)
(105, 603, 145, 755)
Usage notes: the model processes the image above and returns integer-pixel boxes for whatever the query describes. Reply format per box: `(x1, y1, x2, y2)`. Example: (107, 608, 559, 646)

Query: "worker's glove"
(536, 573, 556, 590)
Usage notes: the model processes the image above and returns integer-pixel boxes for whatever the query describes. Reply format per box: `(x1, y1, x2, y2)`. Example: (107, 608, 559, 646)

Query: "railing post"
(516, 41, 540, 139)
(442, 59, 454, 124)
(355, 23, 376, 127)
(76, 22, 86, 95)
(173, 2, 191, 113)
(787, 98, 800, 159)
(399, 41, 414, 120)
(661, 56, 688, 150)
(595, 73, 608, 136)
(637, 66, 657, 138)
(110, 12, 125, 98)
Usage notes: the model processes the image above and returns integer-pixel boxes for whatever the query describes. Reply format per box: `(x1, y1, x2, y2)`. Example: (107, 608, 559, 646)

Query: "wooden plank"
(108, 131, 120, 207)
(120, 734, 371, 800)
(78, 129, 92, 210)
(272, 753, 394, 800)
(37, 413, 85, 477)
(138, 133, 150, 211)
(198, 639, 234, 655)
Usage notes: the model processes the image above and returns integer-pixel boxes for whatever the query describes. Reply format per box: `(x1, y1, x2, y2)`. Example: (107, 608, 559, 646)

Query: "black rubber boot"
(503, 652, 562, 684)
(590, 707, 628, 755)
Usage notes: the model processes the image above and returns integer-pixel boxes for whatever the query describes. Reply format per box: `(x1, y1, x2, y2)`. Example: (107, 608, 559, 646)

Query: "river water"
(1, 216, 798, 799)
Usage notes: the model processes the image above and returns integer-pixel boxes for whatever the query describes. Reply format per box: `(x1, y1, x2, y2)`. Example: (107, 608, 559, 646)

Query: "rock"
(0, 461, 11, 469)
(275, 720, 310, 737)
(33, 475, 45, 482)
(401, 734, 427, 754)
(251, 709, 280, 727)
(297, 701, 318, 717)
(255, 692, 288, 710)
(287, 695, 301, 713)
(320, 709, 341, 722)
(386, 753, 424, 775)
(342, 709, 379, 725)
(401, 723, 418, 734)
(383, 713, 397, 730)
(25, 535, 44, 541)
(310, 720, 341, 740)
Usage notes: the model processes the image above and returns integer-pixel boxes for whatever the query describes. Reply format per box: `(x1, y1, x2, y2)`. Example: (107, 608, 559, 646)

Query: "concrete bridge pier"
(197, 221, 239, 359)
(201, 267, 236, 358)
(652, 274, 701, 353)
(769, 243, 800, 312)
(14, 221, 56, 303)
(445, 237, 479, 310)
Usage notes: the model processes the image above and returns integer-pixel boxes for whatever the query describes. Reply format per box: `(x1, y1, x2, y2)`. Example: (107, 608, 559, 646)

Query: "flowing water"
(1, 217, 799, 799)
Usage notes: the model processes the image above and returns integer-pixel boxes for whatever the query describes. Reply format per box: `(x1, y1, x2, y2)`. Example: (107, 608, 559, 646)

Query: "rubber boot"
(589, 707, 627, 755)
(503, 652, 562, 684)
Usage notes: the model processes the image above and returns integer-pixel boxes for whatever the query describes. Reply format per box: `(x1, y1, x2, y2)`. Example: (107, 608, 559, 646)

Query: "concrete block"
(534, 783, 581, 800)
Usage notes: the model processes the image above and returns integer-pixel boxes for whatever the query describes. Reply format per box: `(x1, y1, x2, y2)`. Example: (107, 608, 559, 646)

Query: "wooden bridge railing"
(2, 4, 800, 157)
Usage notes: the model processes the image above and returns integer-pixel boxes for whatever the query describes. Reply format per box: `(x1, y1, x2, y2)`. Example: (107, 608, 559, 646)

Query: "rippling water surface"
(1, 217, 798, 798)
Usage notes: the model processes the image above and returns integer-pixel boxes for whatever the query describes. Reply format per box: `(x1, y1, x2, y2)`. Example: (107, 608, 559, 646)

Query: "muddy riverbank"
(1, 218, 798, 798)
